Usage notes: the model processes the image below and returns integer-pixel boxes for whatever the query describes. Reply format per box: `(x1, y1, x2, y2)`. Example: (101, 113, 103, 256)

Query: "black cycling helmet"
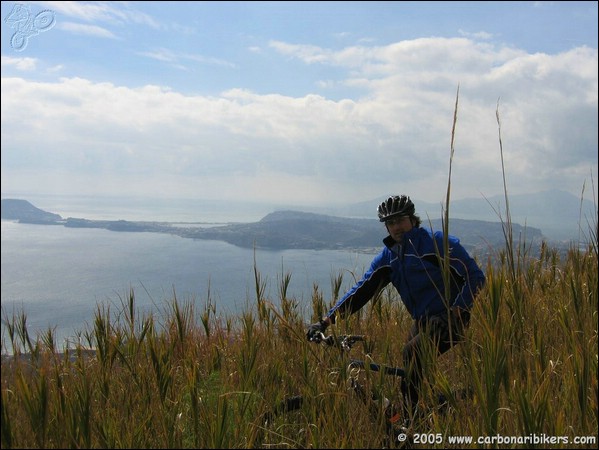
(377, 195, 415, 222)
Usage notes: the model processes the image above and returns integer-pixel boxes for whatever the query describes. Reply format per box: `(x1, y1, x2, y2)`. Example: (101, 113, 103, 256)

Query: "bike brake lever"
(313, 333, 338, 346)
(310, 331, 326, 344)
(340, 336, 355, 351)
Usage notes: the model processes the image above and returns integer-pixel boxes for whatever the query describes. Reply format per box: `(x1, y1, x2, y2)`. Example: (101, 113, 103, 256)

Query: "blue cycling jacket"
(326, 225, 486, 322)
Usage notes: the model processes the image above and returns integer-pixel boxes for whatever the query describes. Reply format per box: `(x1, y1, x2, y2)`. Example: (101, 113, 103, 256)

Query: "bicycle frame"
(316, 333, 405, 425)
(262, 332, 407, 445)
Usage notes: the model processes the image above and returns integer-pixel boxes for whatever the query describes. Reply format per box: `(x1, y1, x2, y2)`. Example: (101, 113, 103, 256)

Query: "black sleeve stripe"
(334, 265, 392, 319)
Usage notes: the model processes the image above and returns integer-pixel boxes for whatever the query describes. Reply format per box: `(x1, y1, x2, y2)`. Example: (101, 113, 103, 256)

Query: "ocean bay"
(1, 219, 374, 352)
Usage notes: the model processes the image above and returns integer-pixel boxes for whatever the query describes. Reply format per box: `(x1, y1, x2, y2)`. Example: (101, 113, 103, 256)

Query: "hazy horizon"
(2, 187, 596, 242)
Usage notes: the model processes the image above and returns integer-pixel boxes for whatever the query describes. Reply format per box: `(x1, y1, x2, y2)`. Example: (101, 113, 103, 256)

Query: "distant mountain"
(0, 199, 62, 223)
(178, 210, 544, 260)
(0, 198, 565, 259)
(178, 210, 384, 251)
(326, 189, 597, 241)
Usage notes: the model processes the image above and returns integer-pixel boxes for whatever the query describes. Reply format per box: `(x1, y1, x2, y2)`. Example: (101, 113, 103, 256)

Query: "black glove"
(306, 319, 328, 342)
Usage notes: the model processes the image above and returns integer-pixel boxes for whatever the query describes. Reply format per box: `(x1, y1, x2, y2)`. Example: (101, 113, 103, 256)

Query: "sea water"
(1, 218, 375, 353)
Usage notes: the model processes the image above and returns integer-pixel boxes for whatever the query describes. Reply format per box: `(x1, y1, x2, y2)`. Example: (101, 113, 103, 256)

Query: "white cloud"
(39, 1, 160, 28)
(138, 48, 236, 69)
(1, 56, 38, 71)
(268, 41, 333, 64)
(46, 64, 64, 73)
(458, 29, 493, 40)
(1, 37, 597, 207)
(57, 22, 118, 38)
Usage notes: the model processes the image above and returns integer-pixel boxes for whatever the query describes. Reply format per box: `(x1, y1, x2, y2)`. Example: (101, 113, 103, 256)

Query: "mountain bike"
(261, 332, 412, 448)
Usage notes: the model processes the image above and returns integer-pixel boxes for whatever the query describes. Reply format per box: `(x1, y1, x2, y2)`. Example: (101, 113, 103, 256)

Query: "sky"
(1, 1, 598, 213)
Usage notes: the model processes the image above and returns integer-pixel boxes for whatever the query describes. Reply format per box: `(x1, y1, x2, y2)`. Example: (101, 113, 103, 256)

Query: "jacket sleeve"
(442, 234, 486, 309)
(326, 251, 392, 323)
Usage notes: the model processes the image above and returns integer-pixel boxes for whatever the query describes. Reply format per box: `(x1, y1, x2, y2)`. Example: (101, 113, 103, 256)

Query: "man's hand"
(306, 319, 329, 342)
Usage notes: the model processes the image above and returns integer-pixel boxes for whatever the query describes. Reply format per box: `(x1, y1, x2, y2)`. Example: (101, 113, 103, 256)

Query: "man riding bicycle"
(306, 194, 486, 426)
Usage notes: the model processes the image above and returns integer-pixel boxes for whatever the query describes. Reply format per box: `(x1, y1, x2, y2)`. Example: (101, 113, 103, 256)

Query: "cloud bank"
(2, 36, 597, 207)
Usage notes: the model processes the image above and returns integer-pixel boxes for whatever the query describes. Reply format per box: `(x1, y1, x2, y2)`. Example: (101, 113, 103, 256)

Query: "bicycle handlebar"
(348, 360, 405, 377)
(310, 332, 405, 377)
(310, 332, 365, 350)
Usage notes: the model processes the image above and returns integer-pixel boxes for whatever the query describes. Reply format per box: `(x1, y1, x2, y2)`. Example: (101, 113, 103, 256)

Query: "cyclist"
(306, 194, 486, 425)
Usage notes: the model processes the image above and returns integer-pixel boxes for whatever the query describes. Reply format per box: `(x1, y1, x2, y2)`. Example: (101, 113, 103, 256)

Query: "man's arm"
(447, 239, 486, 309)
(325, 253, 392, 323)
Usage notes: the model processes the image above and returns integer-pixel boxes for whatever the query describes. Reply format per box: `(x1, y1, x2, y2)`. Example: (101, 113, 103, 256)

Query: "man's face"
(385, 215, 413, 243)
